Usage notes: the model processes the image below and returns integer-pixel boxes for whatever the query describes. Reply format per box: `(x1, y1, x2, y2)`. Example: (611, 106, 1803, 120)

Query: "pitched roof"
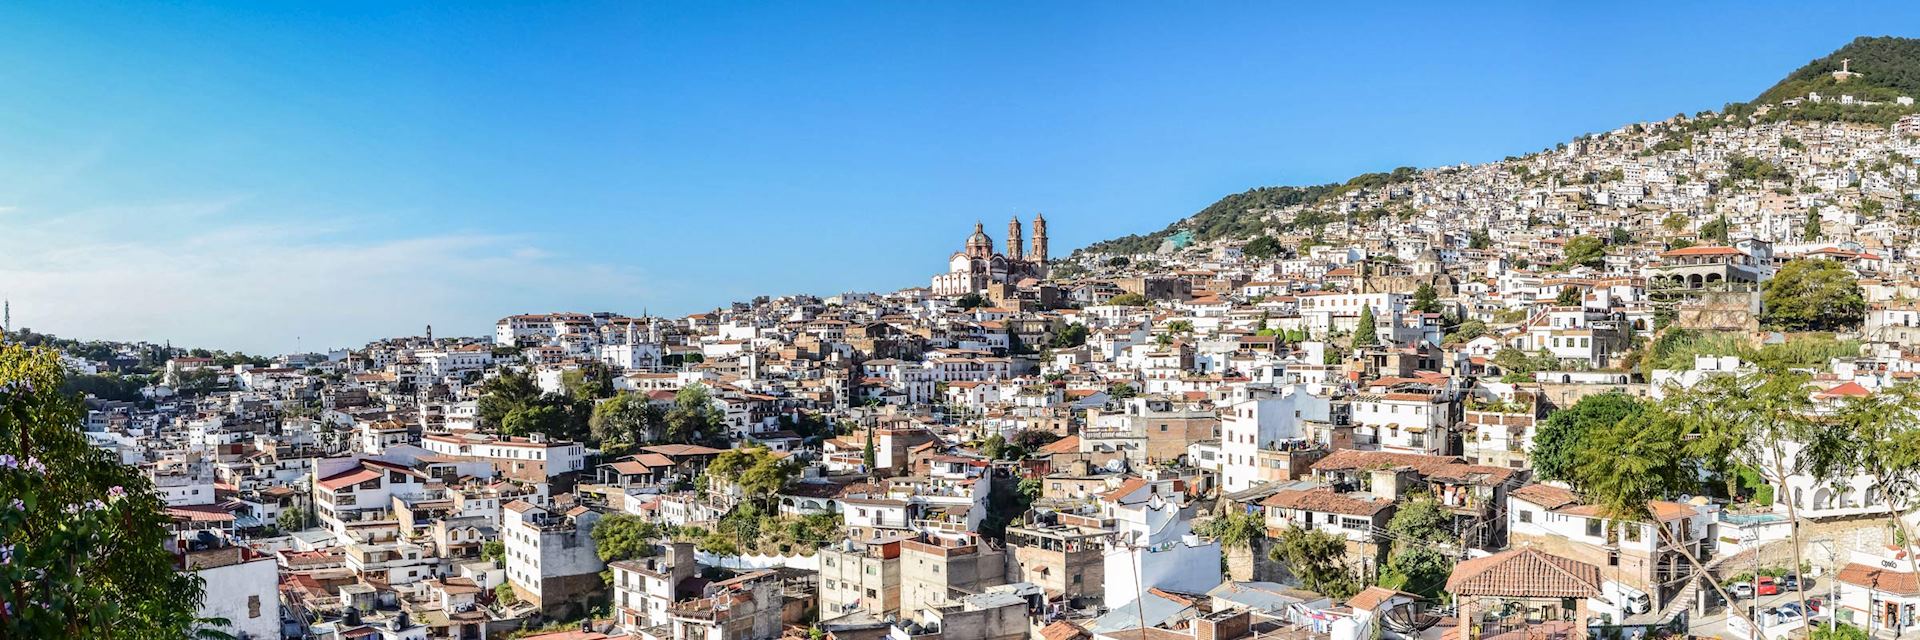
(1261, 487, 1393, 516)
(1837, 562, 1920, 596)
(1311, 449, 1464, 477)
(1347, 585, 1417, 611)
(1445, 548, 1601, 598)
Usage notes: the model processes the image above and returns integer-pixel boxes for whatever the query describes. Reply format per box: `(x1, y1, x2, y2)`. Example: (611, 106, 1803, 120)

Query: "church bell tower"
(1007, 216, 1024, 261)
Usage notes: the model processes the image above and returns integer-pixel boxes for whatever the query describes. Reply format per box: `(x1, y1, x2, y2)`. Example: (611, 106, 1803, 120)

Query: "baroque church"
(931, 214, 1049, 296)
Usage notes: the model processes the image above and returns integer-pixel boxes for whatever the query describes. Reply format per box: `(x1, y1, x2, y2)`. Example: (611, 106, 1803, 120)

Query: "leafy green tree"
(1444, 319, 1488, 343)
(590, 392, 666, 451)
(1467, 229, 1491, 249)
(1555, 286, 1582, 306)
(1531, 392, 1647, 482)
(1609, 227, 1633, 245)
(0, 345, 220, 638)
(592, 513, 664, 563)
(665, 384, 725, 445)
(955, 293, 988, 309)
(1243, 236, 1281, 259)
(1560, 236, 1607, 269)
(1048, 324, 1089, 348)
(1700, 215, 1731, 243)
(1107, 293, 1150, 307)
(1351, 306, 1380, 349)
(1199, 508, 1266, 552)
(483, 540, 505, 565)
(277, 507, 305, 532)
(477, 370, 541, 428)
(1017, 478, 1043, 502)
(1803, 211, 1823, 240)
(1661, 214, 1689, 232)
(1377, 546, 1453, 600)
(561, 361, 615, 400)
(1270, 527, 1360, 600)
(1763, 259, 1865, 331)
(1411, 283, 1441, 314)
(1802, 384, 1920, 580)
(501, 403, 568, 439)
(1108, 382, 1138, 400)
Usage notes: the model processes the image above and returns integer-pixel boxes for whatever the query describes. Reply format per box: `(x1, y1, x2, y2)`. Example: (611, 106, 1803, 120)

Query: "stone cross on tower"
(1842, 58, 1851, 74)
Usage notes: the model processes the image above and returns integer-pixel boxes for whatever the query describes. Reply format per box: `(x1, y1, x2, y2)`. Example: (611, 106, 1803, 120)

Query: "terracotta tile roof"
(1820, 381, 1872, 398)
(1347, 585, 1416, 611)
(1838, 562, 1920, 596)
(1659, 245, 1742, 257)
(1039, 621, 1090, 640)
(1509, 484, 1579, 510)
(1311, 449, 1464, 477)
(1036, 435, 1081, 455)
(1261, 487, 1393, 516)
(1445, 548, 1601, 598)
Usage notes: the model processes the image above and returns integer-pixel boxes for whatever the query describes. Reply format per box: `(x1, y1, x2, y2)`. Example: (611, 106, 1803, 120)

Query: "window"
(1586, 518, 1603, 537)
(1517, 510, 1532, 523)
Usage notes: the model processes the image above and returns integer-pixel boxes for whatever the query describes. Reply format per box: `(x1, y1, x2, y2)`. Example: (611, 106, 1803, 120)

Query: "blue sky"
(0, 2, 1914, 353)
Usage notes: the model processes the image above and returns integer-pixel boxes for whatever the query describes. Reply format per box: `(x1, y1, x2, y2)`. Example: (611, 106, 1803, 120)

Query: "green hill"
(1755, 36, 1920, 104)
(1074, 36, 1920, 257)
(1076, 168, 1417, 256)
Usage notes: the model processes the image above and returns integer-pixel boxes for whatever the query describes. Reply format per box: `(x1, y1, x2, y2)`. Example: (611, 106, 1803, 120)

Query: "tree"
(1243, 236, 1281, 259)
(278, 507, 305, 532)
(981, 434, 1012, 460)
(1270, 527, 1360, 600)
(1108, 382, 1138, 400)
(591, 392, 665, 451)
(1531, 392, 1648, 482)
(1048, 323, 1089, 348)
(1555, 286, 1582, 306)
(477, 370, 541, 428)
(1199, 508, 1266, 552)
(483, 540, 505, 565)
(1803, 211, 1823, 240)
(1802, 384, 1920, 583)
(1444, 319, 1488, 343)
(1610, 226, 1633, 245)
(0, 345, 219, 637)
(561, 362, 615, 400)
(1107, 293, 1150, 307)
(592, 513, 664, 563)
(1351, 306, 1380, 349)
(665, 384, 725, 445)
(1700, 215, 1731, 243)
(1411, 283, 1441, 314)
(1017, 478, 1043, 502)
(1763, 259, 1865, 331)
(1661, 214, 1689, 232)
(955, 293, 988, 309)
(861, 428, 877, 474)
(501, 403, 568, 439)
(1560, 235, 1607, 269)
(1467, 229, 1491, 249)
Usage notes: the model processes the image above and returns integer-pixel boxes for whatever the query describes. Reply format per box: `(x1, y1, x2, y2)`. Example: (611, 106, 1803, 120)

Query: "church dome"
(966, 221, 994, 254)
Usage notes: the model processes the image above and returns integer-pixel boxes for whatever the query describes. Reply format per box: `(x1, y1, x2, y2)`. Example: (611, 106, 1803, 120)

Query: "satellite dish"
(1381, 601, 1439, 634)
(1105, 459, 1126, 472)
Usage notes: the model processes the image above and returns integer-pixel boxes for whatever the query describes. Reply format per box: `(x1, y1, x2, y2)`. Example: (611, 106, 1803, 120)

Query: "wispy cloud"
(0, 201, 651, 354)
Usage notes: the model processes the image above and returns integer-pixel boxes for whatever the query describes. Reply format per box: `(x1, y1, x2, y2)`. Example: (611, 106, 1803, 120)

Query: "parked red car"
(1757, 576, 1780, 596)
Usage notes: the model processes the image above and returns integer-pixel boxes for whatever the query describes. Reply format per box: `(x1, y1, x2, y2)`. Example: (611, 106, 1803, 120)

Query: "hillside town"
(19, 57, 1920, 640)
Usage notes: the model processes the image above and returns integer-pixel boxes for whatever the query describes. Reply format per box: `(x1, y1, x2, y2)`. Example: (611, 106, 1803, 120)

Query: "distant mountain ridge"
(1074, 36, 1920, 257)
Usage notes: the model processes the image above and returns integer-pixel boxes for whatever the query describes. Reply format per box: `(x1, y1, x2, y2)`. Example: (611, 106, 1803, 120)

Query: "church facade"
(931, 214, 1049, 296)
